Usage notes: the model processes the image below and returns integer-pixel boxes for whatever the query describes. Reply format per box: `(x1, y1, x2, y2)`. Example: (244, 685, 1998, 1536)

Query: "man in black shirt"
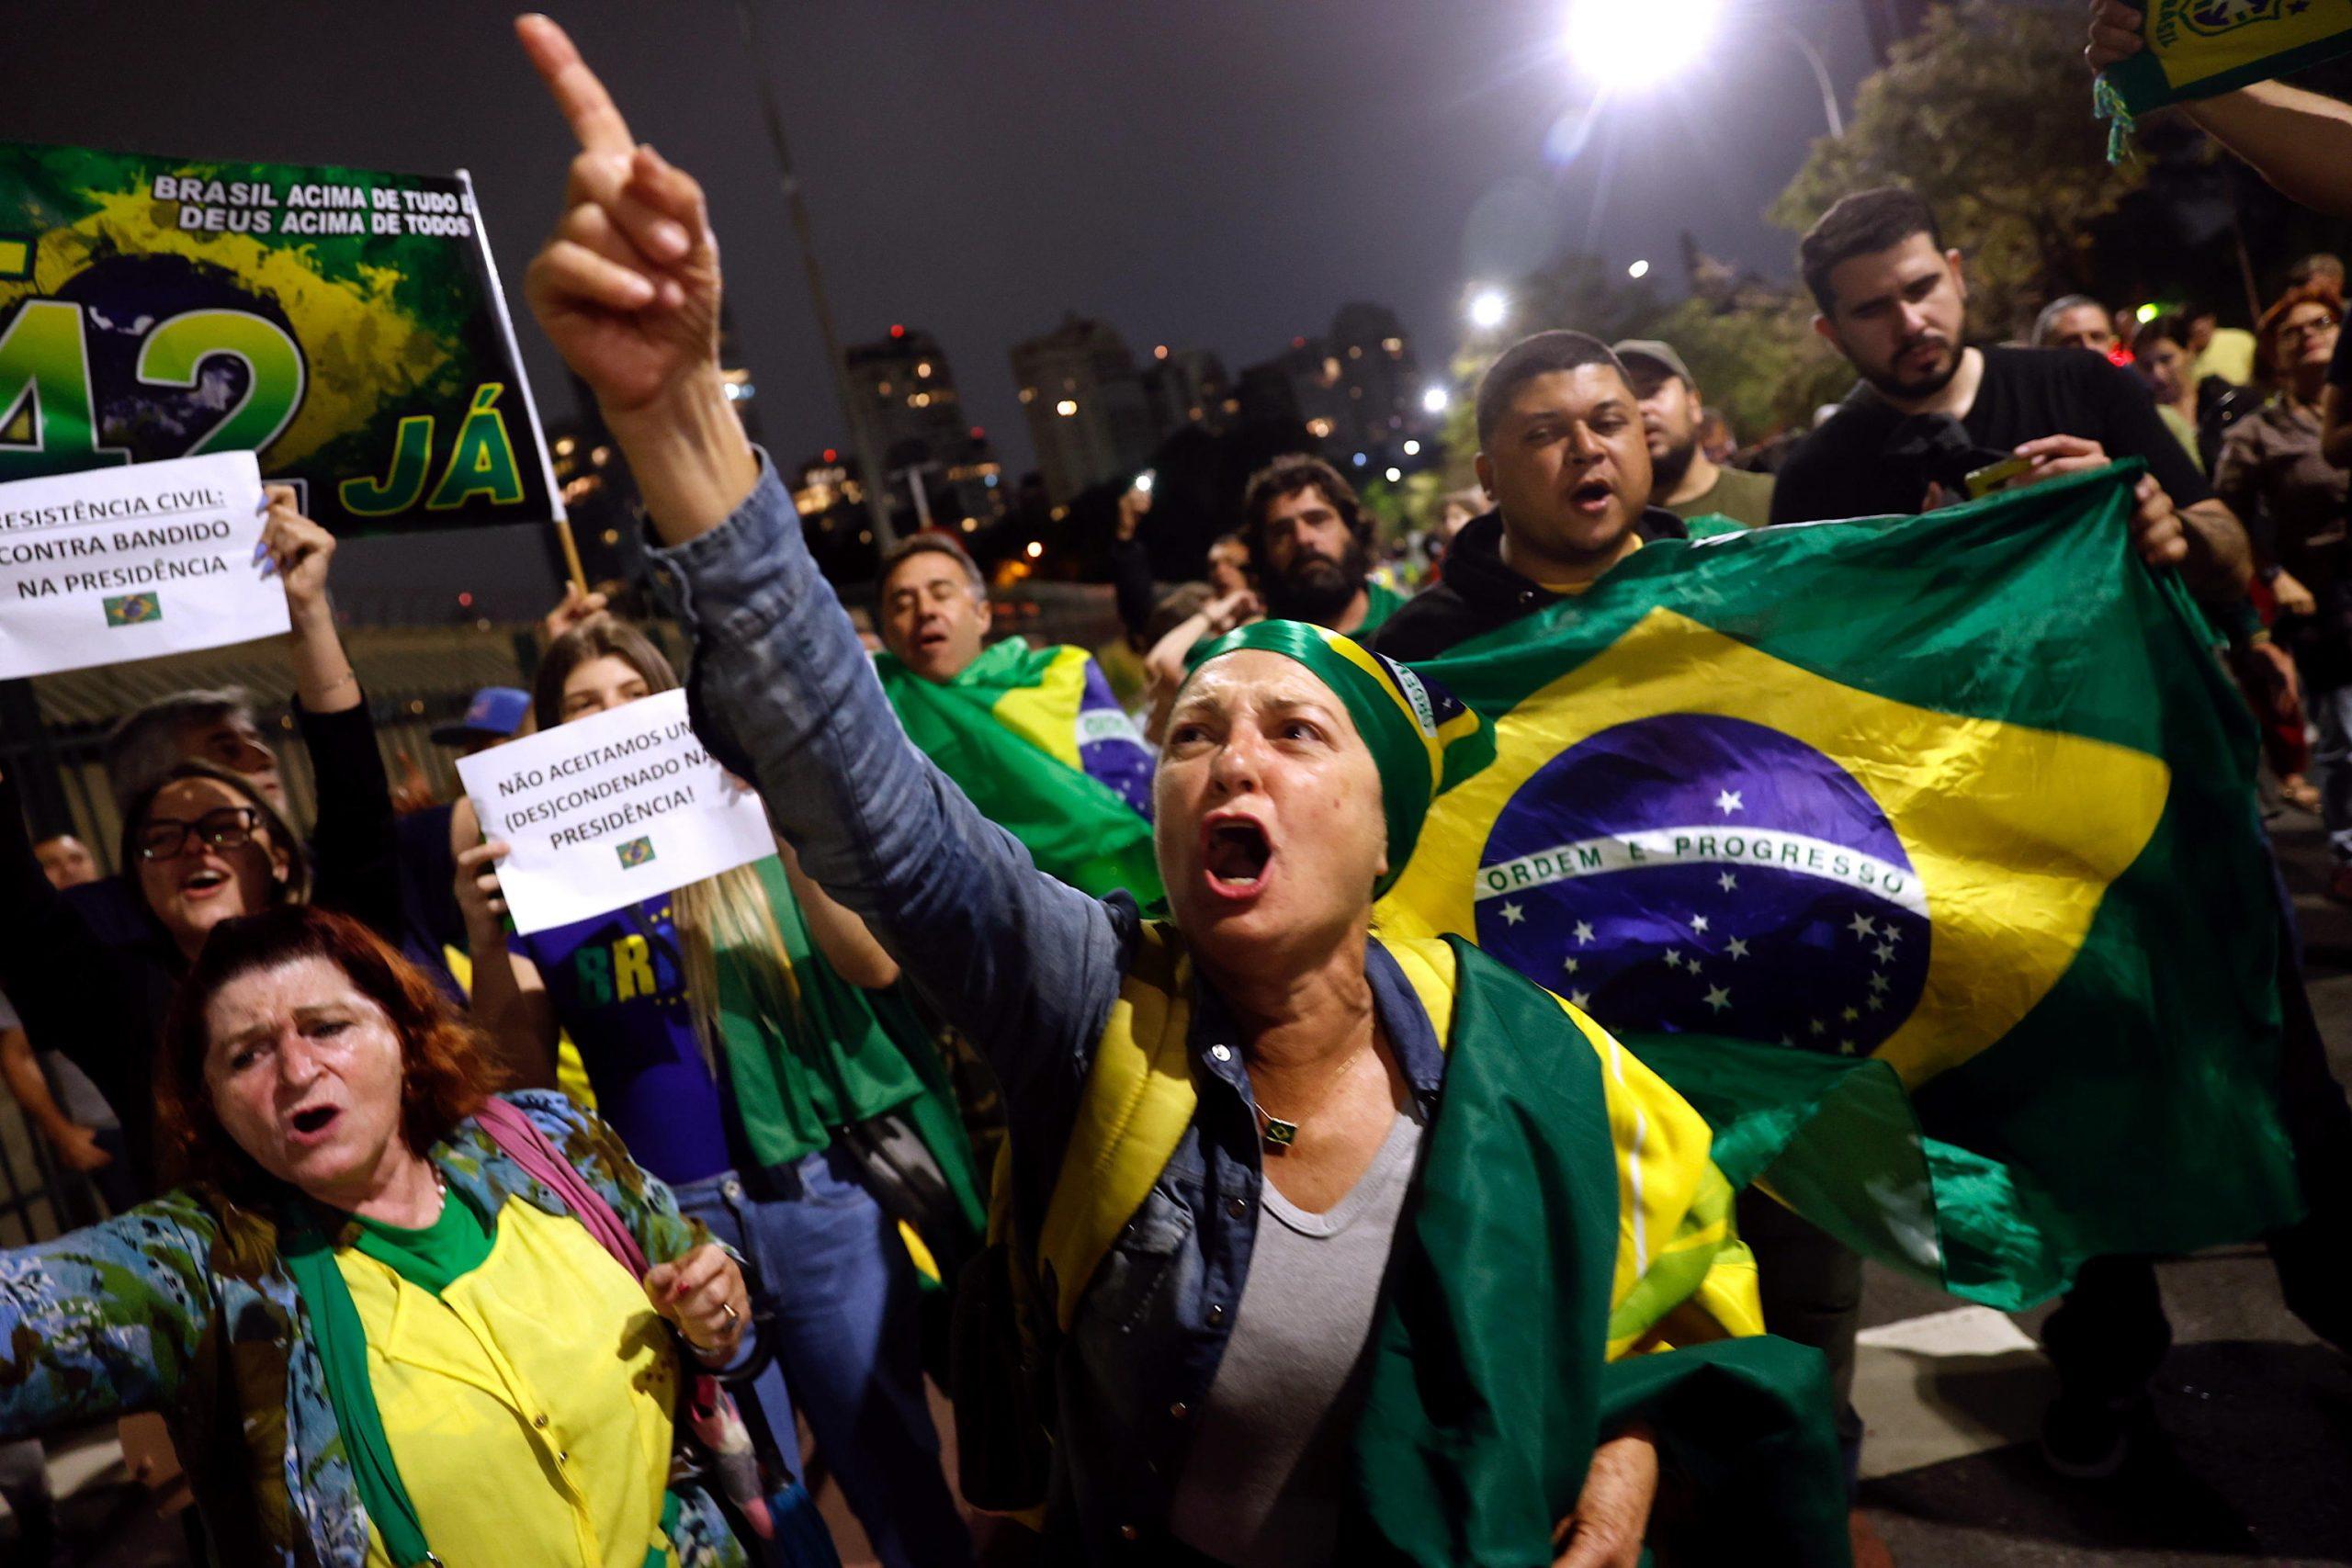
(1783, 186, 2352, 1483)
(1374, 332, 1686, 662)
(1770, 186, 2247, 604)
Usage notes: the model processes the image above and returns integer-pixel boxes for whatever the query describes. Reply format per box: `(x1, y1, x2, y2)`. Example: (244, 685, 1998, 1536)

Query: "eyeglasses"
(2278, 317, 2340, 344)
(135, 807, 264, 863)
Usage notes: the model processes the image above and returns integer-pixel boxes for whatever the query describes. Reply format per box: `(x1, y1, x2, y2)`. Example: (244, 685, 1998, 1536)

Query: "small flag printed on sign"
(616, 836, 656, 870)
(104, 592, 161, 627)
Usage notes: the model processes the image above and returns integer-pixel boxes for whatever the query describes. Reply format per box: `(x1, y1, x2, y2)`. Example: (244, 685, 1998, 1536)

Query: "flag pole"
(551, 513, 590, 592)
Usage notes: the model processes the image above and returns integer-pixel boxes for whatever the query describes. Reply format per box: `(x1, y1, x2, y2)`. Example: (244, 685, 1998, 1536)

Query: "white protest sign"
(458, 686, 774, 935)
(0, 451, 286, 681)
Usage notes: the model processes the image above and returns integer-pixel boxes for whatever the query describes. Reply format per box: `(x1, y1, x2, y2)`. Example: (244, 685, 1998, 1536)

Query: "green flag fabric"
(1349, 938, 1849, 1567)
(1374, 463, 2302, 1309)
(876, 637, 1164, 905)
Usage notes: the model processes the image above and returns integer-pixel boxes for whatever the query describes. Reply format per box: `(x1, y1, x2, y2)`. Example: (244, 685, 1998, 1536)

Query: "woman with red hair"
(0, 906, 760, 1568)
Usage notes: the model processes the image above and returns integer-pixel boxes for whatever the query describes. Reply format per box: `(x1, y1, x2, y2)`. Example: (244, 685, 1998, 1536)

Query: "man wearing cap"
(432, 684, 532, 754)
(1614, 338, 1777, 530)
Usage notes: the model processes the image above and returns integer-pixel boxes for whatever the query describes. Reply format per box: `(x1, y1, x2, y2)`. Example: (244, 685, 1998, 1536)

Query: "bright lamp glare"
(1566, 0, 1723, 87)
(1628, 258, 1650, 279)
(1421, 386, 1452, 415)
(1468, 288, 1508, 330)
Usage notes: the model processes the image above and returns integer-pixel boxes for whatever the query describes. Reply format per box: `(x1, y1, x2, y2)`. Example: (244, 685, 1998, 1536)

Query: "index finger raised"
(516, 14, 635, 154)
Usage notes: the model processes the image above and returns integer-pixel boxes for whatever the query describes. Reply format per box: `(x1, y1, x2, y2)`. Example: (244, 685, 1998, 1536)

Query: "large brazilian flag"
(1375, 464, 2301, 1309)
(876, 637, 1165, 906)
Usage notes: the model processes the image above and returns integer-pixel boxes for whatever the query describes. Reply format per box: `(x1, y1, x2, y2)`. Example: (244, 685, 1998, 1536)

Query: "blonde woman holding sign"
(457, 614, 979, 1568)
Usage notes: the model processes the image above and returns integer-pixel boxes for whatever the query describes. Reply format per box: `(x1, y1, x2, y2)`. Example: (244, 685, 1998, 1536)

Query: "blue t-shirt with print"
(510, 895, 730, 1185)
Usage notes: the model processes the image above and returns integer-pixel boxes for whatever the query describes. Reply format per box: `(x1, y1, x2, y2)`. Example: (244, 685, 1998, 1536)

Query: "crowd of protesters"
(5, 6, 2352, 1568)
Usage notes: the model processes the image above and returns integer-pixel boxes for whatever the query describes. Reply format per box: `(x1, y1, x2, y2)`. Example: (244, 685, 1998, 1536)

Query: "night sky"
(2, 0, 1874, 604)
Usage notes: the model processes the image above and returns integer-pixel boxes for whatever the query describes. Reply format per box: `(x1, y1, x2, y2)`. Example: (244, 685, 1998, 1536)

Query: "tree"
(1770, 0, 2147, 339)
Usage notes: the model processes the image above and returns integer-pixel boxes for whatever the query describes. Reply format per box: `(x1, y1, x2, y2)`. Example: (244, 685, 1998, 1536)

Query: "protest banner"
(0, 449, 284, 680)
(458, 687, 774, 936)
(0, 141, 564, 539)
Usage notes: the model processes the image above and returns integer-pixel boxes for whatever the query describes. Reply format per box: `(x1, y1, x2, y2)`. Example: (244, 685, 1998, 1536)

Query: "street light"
(1561, 0, 1844, 137)
(1565, 0, 1722, 87)
(1628, 258, 1650, 279)
(1468, 288, 1509, 331)
(1421, 386, 1452, 415)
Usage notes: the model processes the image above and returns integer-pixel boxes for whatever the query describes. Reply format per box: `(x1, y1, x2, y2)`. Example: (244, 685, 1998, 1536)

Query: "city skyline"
(0, 0, 1874, 487)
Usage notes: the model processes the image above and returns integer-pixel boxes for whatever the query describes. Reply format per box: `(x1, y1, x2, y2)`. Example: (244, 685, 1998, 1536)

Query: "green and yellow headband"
(1183, 620, 1492, 897)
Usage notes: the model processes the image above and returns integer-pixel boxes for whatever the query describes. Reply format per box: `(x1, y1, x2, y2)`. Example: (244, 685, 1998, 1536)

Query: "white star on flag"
(1725, 937, 1749, 959)
(1809, 1019, 1826, 1036)
(1573, 920, 1595, 944)
(1868, 972, 1890, 993)
(1718, 873, 1738, 892)
(1703, 985, 1731, 1012)
(1563, 956, 1580, 975)
(1848, 913, 1878, 939)
(1662, 949, 1683, 970)
(1842, 1006, 1859, 1022)
(1867, 996, 1884, 1012)
(1569, 988, 1592, 1009)
(1690, 913, 1710, 933)
(1715, 789, 1744, 815)
(1873, 942, 1895, 964)
(1500, 901, 1525, 925)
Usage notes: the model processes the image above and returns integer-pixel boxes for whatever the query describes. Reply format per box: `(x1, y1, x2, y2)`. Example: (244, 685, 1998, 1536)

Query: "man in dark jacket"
(1372, 330, 1887, 1561)
(1374, 331, 1685, 662)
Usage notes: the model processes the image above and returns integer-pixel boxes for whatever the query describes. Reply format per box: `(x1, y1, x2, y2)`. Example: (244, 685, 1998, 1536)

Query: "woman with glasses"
(2217, 282, 2352, 893)
(0, 489, 399, 1191)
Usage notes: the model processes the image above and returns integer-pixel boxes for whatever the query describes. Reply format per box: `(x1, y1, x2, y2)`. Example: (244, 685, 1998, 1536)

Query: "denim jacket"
(0, 1091, 744, 1568)
(655, 462, 1449, 1558)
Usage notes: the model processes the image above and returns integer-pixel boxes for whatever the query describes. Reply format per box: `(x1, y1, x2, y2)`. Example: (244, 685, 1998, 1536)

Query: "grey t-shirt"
(1165, 1108, 1424, 1566)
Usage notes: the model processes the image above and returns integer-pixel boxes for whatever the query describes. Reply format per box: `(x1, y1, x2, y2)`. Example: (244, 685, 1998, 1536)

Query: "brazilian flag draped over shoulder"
(876, 637, 1165, 906)
(1375, 464, 2301, 1309)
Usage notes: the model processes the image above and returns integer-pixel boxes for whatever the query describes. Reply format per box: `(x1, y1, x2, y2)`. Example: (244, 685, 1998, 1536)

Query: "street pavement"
(15, 810, 2352, 1567)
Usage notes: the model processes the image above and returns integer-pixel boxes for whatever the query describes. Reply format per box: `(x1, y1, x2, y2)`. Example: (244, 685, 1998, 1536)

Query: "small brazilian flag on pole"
(103, 592, 160, 626)
(1376, 463, 2301, 1309)
(2096, 0, 2352, 144)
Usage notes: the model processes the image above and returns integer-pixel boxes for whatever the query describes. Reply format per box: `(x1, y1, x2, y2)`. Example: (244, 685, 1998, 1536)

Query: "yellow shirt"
(2196, 327, 2259, 389)
(338, 1197, 680, 1568)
